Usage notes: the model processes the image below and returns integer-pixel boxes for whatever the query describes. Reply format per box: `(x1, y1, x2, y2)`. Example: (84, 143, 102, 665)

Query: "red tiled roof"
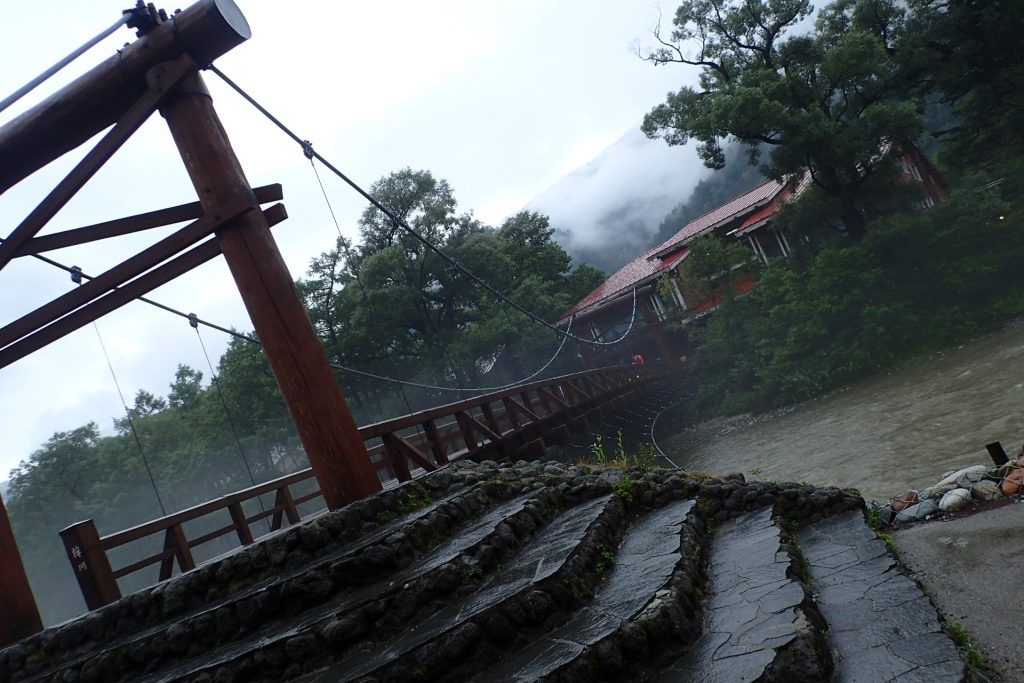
(653, 177, 785, 257)
(560, 245, 687, 321)
(560, 172, 809, 323)
(734, 172, 812, 234)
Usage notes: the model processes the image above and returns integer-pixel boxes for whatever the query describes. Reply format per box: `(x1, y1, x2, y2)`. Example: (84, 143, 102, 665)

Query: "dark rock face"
(0, 462, 966, 683)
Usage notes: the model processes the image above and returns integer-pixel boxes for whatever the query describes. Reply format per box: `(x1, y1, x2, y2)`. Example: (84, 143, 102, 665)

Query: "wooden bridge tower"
(0, 0, 380, 644)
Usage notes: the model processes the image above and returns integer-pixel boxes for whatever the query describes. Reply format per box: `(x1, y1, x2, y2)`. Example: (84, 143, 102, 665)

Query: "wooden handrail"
(60, 363, 671, 610)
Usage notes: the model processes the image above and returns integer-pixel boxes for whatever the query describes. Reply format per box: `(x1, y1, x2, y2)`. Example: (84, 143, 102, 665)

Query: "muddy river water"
(659, 320, 1024, 501)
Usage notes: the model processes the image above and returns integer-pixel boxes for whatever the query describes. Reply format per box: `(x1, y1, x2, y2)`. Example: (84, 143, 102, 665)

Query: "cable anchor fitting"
(123, 1, 169, 37)
(301, 140, 315, 160)
(187, 312, 199, 329)
(70, 266, 83, 285)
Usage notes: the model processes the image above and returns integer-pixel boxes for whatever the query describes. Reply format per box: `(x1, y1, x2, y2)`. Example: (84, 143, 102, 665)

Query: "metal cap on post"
(0, 0, 251, 193)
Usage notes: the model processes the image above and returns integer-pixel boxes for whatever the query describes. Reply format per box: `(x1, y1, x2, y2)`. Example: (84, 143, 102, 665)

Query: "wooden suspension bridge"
(0, 0, 674, 644)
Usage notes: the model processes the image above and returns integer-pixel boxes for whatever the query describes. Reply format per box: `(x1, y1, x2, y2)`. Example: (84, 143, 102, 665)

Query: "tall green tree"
(641, 0, 925, 238)
(908, 0, 1024, 177)
(298, 170, 603, 407)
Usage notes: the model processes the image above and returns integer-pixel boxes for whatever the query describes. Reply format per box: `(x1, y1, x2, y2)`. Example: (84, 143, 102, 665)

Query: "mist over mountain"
(527, 126, 709, 275)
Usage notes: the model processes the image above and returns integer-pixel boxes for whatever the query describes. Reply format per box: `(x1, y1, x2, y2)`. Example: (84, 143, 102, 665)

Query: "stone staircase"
(0, 461, 973, 683)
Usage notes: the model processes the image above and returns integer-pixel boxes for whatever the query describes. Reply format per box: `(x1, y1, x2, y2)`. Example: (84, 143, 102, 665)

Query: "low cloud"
(527, 126, 709, 273)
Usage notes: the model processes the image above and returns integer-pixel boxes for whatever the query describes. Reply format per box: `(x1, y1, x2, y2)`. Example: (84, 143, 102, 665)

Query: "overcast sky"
(0, 0, 698, 477)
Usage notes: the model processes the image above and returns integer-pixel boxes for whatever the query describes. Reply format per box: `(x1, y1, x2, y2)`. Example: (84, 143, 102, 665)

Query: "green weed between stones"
(594, 546, 615, 574)
(613, 476, 637, 504)
(944, 621, 986, 668)
(587, 431, 658, 470)
(876, 531, 898, 554)
(399, 489, 434, 511)
(866, 505, 883, 531)
(909, 574, 932, 596)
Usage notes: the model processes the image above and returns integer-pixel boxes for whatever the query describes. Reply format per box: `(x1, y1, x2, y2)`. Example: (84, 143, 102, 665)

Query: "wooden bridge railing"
(60, 363, 669, 609)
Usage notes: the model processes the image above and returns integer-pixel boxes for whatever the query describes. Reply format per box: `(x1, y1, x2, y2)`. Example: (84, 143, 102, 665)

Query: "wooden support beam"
(159, 524, 195, 581)
(0, 199, 251, 350)
(479, 402, 503, 435)
(455, 410, 504, 453)
(0, 495, 42, 646)
(17, 184, 282, 256)
(567, 379, 592, 401)
(0, 236, 211, 368)
(160, 71, 381, 509)
(382, 433, 438, 474)
(0, 0, 251, 193)
(540, 387, 570, 410)
(227, 502, 254, 545)
(0, 205, 288, 371)
(0, 54, 196, 273)
(503, 396, 540, 425)
(271, 487, 300, 530)
(421, 420, 449, 465)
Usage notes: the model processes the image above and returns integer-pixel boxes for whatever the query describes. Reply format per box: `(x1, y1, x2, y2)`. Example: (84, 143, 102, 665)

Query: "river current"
(659, 320, 1024, 501)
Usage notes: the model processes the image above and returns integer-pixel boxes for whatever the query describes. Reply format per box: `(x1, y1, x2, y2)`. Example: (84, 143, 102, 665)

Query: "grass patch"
(587, 431, 659, 470)
(612, 476, 637, 504)
(866, 505, 883, 531)
(875, 531, 898, 554)
(594, 546, 615, 574)
(944, 621, 986, 668)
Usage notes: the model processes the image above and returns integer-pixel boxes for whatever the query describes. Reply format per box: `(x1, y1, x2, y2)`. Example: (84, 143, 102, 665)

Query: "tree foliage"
(642, 0, 927, 237)
(299, 169, 602, 412)
(684, 175, 1024, 415)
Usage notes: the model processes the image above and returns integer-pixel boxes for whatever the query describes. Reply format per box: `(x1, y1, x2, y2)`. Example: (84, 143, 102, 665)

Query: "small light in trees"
(998, 215, 1007, 221)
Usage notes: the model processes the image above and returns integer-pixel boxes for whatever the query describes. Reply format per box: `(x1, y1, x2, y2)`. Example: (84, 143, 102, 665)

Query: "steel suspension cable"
(0, 13, 131, 116)
(8, 229, 591, 397)
(72, 269, 167, 515)
(307, 158, 419, 418)
(190, 316, 268, 522)
(204, 64, 639, 347)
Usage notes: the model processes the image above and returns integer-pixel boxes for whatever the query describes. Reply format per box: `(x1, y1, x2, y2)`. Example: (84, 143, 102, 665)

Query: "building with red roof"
(561, 141, 946, 368)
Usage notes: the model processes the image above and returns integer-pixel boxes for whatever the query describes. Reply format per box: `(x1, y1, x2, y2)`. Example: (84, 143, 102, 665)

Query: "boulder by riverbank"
(876, 455, 1024, 527)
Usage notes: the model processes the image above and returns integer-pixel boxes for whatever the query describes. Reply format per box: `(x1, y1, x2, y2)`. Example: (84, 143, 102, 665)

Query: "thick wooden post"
(159, 72, 381, 509)
(59, 519, 121, 611)
(0, 495, 42, 645)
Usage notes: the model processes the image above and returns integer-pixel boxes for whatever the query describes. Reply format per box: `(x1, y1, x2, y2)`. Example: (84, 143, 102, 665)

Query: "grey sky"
(0, 1, 697, 476)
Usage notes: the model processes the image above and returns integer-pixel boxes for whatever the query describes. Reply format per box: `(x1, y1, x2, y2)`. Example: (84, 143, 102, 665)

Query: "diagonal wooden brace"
(0, 54, 197, 273)
(382, 433, 439, 474)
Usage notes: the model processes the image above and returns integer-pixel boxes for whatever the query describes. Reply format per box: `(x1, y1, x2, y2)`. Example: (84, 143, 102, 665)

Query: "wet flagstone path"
(0, 461, 973, 683)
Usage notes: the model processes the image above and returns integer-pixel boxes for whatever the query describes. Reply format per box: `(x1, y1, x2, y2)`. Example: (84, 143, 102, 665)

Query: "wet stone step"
(18, 482, 478, 683)
(657, 506, 828, 683)
(142, 488, 551, 683)
(800, 512, 964, 683)
(300, 493, 617, 683)
(474, 498, 698, 682)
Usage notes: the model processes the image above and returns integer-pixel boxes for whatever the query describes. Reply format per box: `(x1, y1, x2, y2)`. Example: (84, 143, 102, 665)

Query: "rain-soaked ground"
(659, 319, 1024, 501)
